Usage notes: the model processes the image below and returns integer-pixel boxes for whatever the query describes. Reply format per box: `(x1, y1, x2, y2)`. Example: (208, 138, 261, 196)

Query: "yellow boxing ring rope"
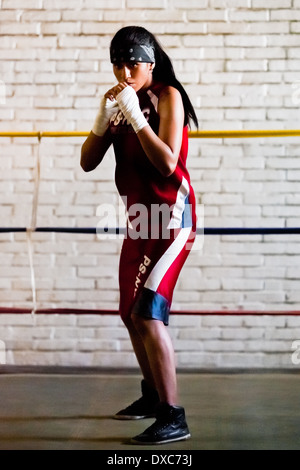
(1, 129, 300, 138)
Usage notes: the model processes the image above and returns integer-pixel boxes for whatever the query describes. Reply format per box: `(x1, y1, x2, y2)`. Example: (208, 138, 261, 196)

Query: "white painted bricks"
(1, 1, 300, 368)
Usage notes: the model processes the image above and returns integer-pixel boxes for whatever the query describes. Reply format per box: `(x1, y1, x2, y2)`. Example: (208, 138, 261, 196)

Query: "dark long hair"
(110, 26, 198, 129)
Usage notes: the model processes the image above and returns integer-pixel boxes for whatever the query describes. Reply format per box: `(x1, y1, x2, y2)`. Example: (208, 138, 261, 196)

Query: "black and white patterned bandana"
(110, 44, 155, 65)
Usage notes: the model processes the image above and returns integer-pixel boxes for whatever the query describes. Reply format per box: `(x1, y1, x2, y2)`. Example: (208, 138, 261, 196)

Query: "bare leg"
(125, 316, 156, 389)
(131, 314, 178, 405)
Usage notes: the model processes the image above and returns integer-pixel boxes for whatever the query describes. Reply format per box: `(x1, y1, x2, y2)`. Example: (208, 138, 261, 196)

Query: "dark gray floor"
(0, 367, 299, 450)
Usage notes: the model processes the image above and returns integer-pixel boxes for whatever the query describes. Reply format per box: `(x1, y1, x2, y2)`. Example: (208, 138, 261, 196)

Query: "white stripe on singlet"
(168, 176, 190, 229)
(144, 226, 192, 292)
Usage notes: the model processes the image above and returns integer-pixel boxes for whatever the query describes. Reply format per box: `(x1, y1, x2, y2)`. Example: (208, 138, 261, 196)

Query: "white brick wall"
(1, 0, 300, 369)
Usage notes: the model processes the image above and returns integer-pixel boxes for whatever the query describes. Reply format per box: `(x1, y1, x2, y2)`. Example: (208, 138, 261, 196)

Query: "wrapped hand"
(116, 86, 149, 134)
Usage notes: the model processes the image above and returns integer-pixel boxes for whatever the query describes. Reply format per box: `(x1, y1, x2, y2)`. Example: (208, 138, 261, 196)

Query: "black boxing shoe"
(113, 380, 159, 420)
(131, 402, 191, 444)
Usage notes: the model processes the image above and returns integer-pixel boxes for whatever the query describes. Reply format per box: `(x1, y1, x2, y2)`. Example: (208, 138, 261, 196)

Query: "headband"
(110, 44, 155, 65)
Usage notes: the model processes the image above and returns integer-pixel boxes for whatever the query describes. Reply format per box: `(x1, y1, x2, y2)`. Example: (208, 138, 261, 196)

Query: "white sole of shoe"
(131, 433, 191, 445)
(113, 414, 155, 420)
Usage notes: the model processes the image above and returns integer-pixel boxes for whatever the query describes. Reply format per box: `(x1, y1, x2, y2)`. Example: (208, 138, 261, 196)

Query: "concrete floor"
(0, 367, 299, 451)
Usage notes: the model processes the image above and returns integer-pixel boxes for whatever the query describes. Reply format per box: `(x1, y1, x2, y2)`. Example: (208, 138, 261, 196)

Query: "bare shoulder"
(157, 86, 183, 117)
(159, 85, 181, 102)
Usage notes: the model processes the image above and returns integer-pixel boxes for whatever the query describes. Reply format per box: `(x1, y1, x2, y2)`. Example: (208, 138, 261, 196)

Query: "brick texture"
(0, 0, 300, 368)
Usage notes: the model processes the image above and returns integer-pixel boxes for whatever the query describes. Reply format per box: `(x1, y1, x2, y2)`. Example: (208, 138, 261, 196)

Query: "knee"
(122, 313, 145, 337)
(122, 314, 134, 332)
(131, 313, 149, 338)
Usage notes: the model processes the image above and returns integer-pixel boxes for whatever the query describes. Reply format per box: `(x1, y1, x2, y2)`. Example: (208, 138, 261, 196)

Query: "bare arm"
(80, 129, 112, 172)
(80, 92, 117, 172)
(136, 86, 185, 177)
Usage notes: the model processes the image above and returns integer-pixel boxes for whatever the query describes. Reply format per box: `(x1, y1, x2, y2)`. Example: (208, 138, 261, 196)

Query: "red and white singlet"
(109, 81, 196, 325)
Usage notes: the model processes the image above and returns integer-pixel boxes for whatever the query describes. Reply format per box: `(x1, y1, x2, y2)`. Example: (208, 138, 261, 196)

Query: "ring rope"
(1, 227, 300, 235)
(1, 129, 300, 139)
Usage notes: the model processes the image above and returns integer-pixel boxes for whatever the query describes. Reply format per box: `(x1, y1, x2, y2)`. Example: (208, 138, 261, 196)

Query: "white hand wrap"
(92, 97, 118, 136)
(116, 86, 149, 134)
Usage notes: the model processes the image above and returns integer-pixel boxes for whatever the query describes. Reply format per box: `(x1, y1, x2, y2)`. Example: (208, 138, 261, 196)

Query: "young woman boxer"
(81, 25, 198, 445)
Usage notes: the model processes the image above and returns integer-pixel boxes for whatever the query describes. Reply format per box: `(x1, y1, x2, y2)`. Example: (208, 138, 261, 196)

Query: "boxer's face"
(113, 62, 154, 92)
